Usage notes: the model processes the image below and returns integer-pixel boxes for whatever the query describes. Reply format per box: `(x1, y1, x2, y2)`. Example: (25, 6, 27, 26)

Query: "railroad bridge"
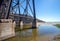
(0, 0, 45, 40)
(0, 0, 38, 28)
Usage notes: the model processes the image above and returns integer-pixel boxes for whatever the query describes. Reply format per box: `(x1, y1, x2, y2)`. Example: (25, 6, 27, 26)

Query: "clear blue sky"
(35, 0, 60, 22)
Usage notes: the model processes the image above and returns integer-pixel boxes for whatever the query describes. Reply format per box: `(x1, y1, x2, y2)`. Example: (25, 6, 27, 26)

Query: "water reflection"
(38, 25, 60, 35)
(32, 29, 37, 41)
(4, 25, 60, 41)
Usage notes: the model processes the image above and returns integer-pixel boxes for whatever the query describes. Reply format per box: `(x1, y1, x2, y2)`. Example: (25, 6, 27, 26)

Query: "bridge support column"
(0, 19, 15, 40)
(20, 21, 23, 30)
(32, 0, 37, 29)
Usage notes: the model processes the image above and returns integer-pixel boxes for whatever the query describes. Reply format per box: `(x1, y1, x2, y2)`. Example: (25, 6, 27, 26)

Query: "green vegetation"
(54, 24, 60, 28)
(54, 24, 60, 41)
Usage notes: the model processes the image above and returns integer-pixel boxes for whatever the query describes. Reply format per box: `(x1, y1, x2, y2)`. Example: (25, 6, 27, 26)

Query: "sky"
(11, 0, 60, 22)
(35, 0, 60, 22)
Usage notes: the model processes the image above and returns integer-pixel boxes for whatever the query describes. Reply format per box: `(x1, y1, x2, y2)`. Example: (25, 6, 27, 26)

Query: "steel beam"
(32, 0, 37, 28)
